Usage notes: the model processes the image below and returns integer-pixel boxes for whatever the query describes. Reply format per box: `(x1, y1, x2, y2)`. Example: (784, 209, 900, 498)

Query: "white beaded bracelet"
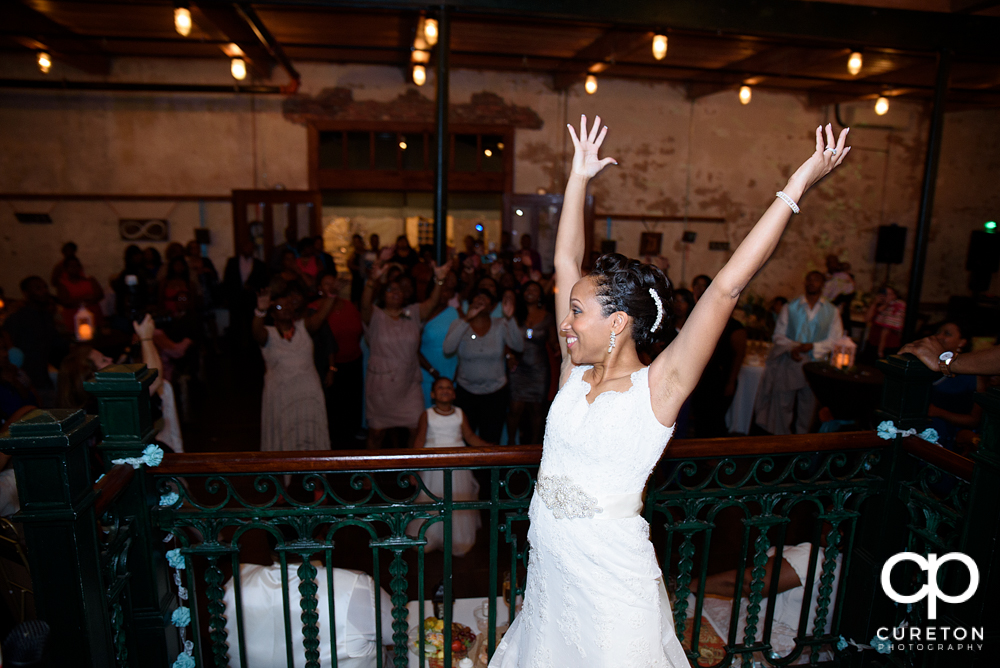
(775, 191, 800, 214)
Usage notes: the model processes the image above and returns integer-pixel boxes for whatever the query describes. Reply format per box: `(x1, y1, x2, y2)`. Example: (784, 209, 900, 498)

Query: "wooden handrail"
(93, 464, 135, 517)
(155, 432, 887, 475)
(902, 437, 974, 481)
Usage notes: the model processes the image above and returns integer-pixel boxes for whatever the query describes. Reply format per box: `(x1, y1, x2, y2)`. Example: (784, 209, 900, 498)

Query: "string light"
(739, 85, 752, 105)
(399, 141, 408, 150)
(585, 74, 598, 94)
(652, 34, 668, 61)
(37, 51, 52, 74)
(848, 52, 863, 76)
(231, 57, 246, 80)
(875, 96, 889, 115)
(174, 7, 192, 37)
(484, 149, 493, 157)
(413, 64, 426, 86)
(424, 18, 439, 47)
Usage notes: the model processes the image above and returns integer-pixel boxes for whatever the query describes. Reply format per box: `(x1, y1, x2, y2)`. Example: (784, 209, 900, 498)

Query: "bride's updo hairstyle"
(591, 253, 673, 347)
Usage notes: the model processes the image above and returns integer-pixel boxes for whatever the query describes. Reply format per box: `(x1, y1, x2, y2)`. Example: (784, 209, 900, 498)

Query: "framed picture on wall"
(639, 232, 662, 256)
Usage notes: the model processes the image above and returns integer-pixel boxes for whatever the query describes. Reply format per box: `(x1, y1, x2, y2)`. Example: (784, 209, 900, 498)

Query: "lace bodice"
(539, 365, 674, 498)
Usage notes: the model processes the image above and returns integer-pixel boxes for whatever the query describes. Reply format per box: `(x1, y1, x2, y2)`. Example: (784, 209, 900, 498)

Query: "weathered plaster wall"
(1, 54, 997, 307)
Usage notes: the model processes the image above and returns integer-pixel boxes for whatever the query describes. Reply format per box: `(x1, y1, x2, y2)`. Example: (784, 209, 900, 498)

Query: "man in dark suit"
(223, 240, 269, 367)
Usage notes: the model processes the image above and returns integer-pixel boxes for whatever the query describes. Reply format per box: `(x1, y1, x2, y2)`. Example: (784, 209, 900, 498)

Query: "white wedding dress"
(490, 365, 689, 668)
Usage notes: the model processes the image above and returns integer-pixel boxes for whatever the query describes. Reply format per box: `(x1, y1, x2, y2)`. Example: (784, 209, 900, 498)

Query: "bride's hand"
(785, 124, 851, 195)
(568, 114, 618, 179)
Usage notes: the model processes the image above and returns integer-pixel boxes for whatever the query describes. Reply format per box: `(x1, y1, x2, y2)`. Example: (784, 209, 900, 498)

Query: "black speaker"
(875, 224, 906, 264)
(966, 230, 1000, 274)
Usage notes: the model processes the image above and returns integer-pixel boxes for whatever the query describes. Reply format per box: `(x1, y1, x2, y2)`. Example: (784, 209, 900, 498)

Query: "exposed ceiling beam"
(804, 60, 939, 105)
(551, 28, 652, 90)
(192, 2, 275, 78)
(950, 0, 1000, 12)
(684, 46, 852, 100)
(323, 0, 1000, 59)
(235, 4, 300, 90)
(2, 1, 111, 75)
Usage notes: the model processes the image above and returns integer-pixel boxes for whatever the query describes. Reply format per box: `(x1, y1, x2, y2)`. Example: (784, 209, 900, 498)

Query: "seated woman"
(926, 320, 986, 453)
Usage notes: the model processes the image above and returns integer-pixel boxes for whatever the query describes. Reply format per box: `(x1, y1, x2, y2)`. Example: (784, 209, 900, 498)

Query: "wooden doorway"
(231, 190, 323, 266)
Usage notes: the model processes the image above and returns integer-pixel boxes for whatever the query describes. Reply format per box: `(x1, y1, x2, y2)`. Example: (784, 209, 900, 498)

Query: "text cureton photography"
(879, 551, 984, 653)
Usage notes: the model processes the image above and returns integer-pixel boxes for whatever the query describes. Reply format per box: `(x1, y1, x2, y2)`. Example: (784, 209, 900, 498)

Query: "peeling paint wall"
(1, 54, 998, 309)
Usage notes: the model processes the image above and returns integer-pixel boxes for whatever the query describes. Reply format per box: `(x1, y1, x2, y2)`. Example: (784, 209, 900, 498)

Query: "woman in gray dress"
(507, 281, 558, 444)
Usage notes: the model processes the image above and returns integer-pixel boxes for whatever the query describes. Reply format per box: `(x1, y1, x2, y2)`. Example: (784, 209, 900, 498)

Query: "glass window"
(400, 134, 424, 171)
(481, 135, 504, 173)
(318, 131, 342, 169)
(453, 134, 478, 172)
(346, 132, 370, 170)
(374, 131, 397, 170)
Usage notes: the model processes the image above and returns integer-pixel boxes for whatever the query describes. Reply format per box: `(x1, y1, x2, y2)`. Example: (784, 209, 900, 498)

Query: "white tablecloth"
(725, 364, 765, 435)
(406, 597, 509, 668)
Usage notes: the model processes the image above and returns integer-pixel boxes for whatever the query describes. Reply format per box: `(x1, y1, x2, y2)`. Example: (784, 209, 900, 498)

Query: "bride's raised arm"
(553, 115, 617, 382)
(648, 124, 851, 426)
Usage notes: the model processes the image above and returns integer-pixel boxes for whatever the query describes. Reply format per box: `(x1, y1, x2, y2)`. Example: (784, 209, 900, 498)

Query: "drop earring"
(608, 330, 617, 353)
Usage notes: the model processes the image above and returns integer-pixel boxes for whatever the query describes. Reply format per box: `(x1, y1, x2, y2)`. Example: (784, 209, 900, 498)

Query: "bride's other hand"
(568, 114, 618, 179)
(785, 124, 851, 195)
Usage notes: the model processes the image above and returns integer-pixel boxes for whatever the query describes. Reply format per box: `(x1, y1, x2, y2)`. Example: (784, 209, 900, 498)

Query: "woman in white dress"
(253, 281, 337, 452)
(408, 376, 489, 556)
(489, 117, 851, 667)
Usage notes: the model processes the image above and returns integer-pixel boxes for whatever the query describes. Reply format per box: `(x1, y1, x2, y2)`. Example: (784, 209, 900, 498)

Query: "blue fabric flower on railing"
(159, 492, 180, 507)
(837, 636, 849, 651)
(172, 653, 195, 668)
(171, 606, 191, 628)
(112, 444, 165, 469)
(166, 548, 186, 570)
(876, 420, 939, 444)
(870, 635, 893, 655)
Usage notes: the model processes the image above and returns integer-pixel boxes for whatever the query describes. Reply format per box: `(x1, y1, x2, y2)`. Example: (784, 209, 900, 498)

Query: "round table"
(802, 361, 884, 428)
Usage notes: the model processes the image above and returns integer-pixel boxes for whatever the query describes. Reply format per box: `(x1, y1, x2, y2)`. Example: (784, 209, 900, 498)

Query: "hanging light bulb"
(874, 96, 889, 115)
(652, 34, 668, 61)
(847, 51, 863, 76)
(585, 74, 598, 94)
(739, 85, 752, 105)
(174, 7, 192, 37)
(37, 51, 52, 74)
(424, 18, 439, 47)
(413, 64, 427, 86)
(231, 57, 246, 80)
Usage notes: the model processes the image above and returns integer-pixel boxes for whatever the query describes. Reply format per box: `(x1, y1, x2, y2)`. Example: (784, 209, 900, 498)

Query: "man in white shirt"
(755, 271, 843, 434)
(222, 551, 395, 668)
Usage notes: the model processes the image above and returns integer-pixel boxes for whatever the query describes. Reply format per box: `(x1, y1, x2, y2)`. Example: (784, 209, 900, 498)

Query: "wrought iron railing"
(0, 355, 996, 668)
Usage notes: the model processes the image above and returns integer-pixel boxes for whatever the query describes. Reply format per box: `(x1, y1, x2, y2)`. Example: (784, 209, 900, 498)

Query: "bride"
(489, 116, 851, 667)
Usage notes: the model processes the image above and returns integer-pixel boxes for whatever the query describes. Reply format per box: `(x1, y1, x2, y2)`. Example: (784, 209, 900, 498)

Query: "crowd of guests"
(0, 237, 994, 466)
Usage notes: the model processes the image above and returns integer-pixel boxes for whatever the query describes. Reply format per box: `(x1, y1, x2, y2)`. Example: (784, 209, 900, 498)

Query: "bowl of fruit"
(409, 617, 477, 667)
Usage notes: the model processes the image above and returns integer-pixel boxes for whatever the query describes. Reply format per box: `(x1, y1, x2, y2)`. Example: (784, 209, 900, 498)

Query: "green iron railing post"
(958, 387, 1000, 656)
(85, 363, 178, 666)
(0, 409, 115, 666)
(840, 354, 938, 665)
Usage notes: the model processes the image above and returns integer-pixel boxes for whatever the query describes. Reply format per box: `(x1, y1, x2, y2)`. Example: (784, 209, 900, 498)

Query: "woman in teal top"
(419, 271, 460, 407)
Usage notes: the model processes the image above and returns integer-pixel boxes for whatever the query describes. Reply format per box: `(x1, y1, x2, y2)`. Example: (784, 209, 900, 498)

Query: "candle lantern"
(831, 338, 856, 370)
(74, 305, 95, 341)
